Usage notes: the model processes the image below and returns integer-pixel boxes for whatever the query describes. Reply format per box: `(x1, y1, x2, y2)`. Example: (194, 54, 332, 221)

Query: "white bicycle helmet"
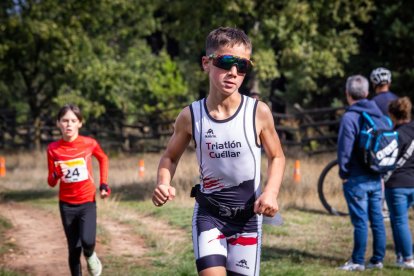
(370, 67, 391, 87)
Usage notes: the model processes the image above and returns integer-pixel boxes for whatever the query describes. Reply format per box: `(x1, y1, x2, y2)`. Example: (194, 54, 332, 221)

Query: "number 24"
(65, 168, 80, 178)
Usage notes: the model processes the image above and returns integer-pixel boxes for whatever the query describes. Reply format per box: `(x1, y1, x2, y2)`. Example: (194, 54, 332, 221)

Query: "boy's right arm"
(152, 107, 192, 207)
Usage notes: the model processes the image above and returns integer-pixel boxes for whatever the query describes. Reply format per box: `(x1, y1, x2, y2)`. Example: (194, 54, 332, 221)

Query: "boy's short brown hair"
(205, 27, 252, 56)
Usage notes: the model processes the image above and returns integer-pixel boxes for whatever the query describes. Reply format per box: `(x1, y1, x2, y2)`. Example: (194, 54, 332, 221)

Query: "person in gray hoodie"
(337, 75, 386, 271)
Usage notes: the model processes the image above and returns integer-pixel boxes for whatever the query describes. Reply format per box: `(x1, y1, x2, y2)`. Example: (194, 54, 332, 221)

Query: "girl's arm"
(47, 148, 60, 187)
(92, 142, 109, 184)
(92, 141, 110, 197)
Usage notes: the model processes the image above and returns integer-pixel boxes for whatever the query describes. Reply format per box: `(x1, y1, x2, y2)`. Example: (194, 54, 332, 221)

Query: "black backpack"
(358, 111, 399, 173)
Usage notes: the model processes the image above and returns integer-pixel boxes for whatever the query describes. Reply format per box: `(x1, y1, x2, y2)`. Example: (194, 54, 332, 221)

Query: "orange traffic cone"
(0, 156, 5, 177)
(138, 159, 145, 178)
(293, 160, 301, 183)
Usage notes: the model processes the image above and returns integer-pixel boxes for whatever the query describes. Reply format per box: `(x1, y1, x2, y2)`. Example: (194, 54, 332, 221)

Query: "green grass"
(0, 270, 25, 276)
(111, 201, 414, 275)
(0, 215, 13, 256)
(0, 215, 23, 276)
(2, 189, 414, 275)
(129, 200, 194, 231)
(130, 202, 414, 276)
(110, 200, 197, 275)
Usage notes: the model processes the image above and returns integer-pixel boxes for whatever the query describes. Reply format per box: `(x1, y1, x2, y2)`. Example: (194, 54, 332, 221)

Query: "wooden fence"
(0, 105, 345, 155)
(273, 104, 344, 154)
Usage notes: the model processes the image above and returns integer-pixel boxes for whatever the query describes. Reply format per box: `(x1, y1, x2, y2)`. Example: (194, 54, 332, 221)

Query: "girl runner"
(47, 104, 110, 276)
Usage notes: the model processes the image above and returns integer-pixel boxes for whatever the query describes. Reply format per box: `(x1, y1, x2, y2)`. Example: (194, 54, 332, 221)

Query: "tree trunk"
(34, 116, 42, 151)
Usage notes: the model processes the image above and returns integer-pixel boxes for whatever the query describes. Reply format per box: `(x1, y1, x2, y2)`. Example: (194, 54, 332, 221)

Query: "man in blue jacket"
(337, 75, 386, 271)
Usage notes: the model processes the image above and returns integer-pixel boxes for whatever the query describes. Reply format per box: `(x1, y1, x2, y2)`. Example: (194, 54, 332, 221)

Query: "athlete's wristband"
(99, 183, 111, 196)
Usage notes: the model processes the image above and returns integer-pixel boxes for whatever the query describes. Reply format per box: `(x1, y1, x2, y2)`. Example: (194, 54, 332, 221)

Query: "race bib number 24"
(55, 158, 88, 183)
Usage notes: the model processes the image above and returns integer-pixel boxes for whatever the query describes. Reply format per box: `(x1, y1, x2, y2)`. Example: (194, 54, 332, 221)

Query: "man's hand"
(152, 184, 176, 207)
(254, 191, 279, 217)
(99, 183, 111, 199)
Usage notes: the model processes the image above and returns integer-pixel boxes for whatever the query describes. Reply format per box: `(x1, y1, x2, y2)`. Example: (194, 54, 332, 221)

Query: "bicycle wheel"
(317, 159, 348, 216)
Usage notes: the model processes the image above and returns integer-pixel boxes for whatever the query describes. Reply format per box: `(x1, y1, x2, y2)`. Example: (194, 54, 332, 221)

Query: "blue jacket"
(372, 91, 398, 115)
(337, 99, 384, 179)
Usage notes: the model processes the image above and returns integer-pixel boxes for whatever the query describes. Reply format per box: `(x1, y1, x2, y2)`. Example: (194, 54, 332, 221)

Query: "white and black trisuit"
(190, 94, 263, 276)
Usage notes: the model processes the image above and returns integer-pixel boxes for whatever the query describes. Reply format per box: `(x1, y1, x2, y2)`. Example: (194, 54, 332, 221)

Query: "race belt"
(191, 184, 255, 220)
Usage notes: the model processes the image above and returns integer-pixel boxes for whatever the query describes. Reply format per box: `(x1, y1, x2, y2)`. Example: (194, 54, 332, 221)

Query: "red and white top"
(47, 136, 108, 204)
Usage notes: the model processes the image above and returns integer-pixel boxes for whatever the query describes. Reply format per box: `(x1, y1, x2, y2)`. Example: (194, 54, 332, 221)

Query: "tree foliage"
(160, 0, 375, 104)
(348, 0, 414, 100)
(0, 0, 188, 120)
(1, 0, 414, 149)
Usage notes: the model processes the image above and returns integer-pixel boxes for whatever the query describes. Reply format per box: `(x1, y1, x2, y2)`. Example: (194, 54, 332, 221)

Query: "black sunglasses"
(208, 54, 253, 74)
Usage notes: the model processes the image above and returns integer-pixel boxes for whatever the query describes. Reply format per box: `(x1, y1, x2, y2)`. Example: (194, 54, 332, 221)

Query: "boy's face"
(202, 44, 251, 96)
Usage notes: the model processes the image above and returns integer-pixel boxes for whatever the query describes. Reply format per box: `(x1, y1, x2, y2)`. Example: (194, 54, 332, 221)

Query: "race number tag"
(55, 158, 88, 183)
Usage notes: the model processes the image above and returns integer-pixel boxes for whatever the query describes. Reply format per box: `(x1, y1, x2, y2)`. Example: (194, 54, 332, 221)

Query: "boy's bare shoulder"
(256, 101, 273, 119)
(174, 106, 192, 133)
(177, 106, 191, 121)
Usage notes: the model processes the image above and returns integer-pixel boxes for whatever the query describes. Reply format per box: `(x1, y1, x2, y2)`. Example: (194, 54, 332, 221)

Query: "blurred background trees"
(1, 0, 413, 148)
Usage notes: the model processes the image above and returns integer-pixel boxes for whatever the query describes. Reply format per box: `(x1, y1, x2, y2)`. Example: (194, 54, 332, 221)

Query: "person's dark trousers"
(59, 201, 97, 276)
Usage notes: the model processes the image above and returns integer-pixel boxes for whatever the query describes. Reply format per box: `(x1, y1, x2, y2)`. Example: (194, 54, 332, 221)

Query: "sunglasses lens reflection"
(211, 55, 252, 74)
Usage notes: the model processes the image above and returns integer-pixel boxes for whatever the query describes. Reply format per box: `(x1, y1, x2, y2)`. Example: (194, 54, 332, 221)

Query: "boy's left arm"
(254, 102, 286, 217)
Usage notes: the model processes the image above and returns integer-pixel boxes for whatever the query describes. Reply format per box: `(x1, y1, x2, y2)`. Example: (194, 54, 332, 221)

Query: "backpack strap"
(362, 111, 394, 129)
(384, 115, 393, 128)
(361, 111, 376, 130)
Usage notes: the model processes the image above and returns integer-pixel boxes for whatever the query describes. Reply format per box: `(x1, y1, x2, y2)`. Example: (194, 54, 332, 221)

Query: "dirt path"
(0, 202, 69, 275)
(117, 210, 188, 246)
(99, 215, 147, 260)
(0, 202, 148, 276)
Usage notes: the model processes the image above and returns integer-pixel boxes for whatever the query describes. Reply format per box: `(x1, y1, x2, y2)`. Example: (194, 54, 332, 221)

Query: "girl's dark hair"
(205, 27, 252, 56)
(388, 97, 412, 121)
(57, 104, 83, 122)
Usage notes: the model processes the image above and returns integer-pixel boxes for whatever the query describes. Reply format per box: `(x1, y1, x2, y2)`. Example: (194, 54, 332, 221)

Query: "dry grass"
(0, 151, 50, 190)
(0, 149, 335, 213)
(3, 151, 414, 275)
(279, 153, 337, 212)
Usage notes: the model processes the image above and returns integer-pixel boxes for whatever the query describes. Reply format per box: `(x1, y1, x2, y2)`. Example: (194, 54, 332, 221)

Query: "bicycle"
(317, 159, 348, 216)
